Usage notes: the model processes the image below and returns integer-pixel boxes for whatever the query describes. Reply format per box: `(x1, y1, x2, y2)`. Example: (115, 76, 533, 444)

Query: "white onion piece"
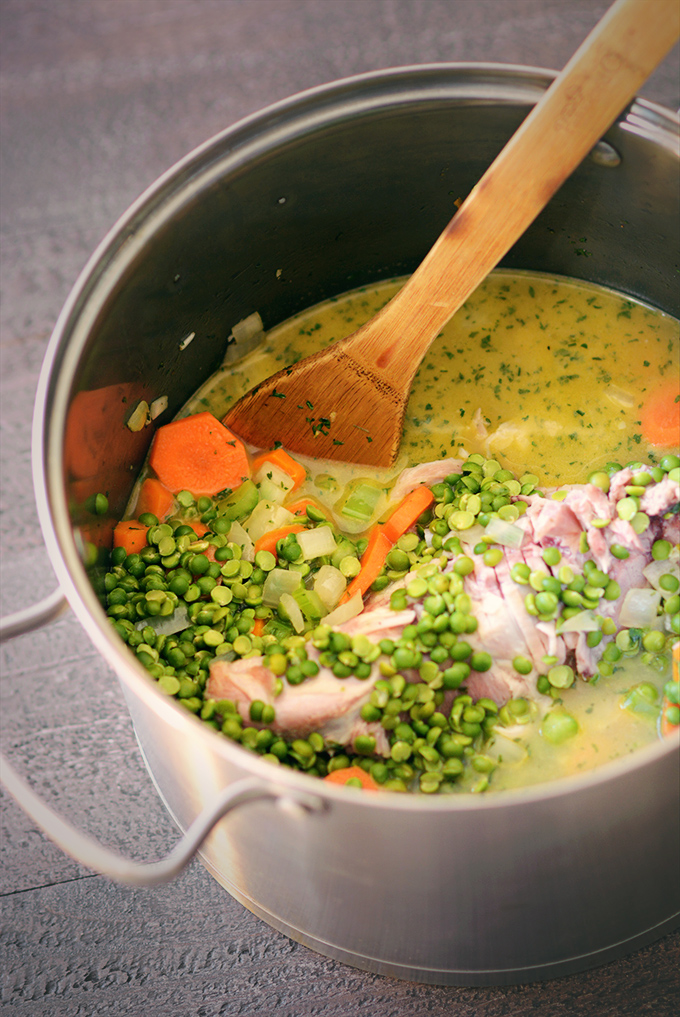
(485, 731, 528, 765)
(458, 524, 487, 548)
(228, 520, 254, 561)
(313, 565, 347, 609)
(280, 592, 305, 633)
(618, 587, 662, 629)
(254, 461, 295, 505)
(557, 609, 599, 633)
(484, 515, 525, 548)
(643, 555, 680, 597)
(324, 593, 363, 627)
(262, 568, 301, 607)
(135, 603, 189, 635)
(243, 501, 294, 542)
(297, 526, 337, 560)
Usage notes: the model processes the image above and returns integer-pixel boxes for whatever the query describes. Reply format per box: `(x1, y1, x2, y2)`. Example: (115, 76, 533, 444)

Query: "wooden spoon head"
(222, 341, 407, 466)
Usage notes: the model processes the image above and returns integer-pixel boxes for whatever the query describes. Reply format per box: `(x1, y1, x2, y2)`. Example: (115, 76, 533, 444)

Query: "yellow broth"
(200, 269, 679, 486)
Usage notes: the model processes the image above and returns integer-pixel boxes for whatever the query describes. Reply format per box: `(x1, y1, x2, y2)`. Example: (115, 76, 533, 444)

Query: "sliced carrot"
(661, 645, 680, 738)
(640, 380, 680, 447)
(251, 618, 265, 637)
(136, 477, 174, 520)
(79, 518, 116, 552)
(252, 448, 306, 491)
(253, 523, 306, 558)
(383, 486, 435, 543)
(341, 526, 392, 603)
(149, 412, 250, 496)
(324, 765, 380, 790)
(112, 519, 149, 556)
(185, 519, 210, 539)
(64, 384, 148, 481)
(285, 496, 330, 519)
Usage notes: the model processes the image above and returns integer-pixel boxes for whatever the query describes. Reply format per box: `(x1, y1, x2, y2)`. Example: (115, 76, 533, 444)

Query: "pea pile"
(102, 451, 680, 793)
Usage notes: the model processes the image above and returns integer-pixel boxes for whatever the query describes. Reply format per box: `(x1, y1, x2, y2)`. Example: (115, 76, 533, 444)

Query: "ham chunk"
(207, 656, 389, 754)
(390, 458, 462, 502)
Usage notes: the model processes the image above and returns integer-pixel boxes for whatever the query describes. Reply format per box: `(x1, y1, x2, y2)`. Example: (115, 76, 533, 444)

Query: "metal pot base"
(200, 853, 680, 986)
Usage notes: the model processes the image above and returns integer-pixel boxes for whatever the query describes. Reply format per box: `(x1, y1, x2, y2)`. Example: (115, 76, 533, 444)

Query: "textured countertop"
(1, 2, 679, 1014)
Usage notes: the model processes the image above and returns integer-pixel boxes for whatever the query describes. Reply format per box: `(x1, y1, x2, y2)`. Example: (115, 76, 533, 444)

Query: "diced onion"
(254, 462, 295, 505)
(297, 526, 337, 560)
(243, 501, 294, 542)
(262, 568, 301, 607)
(557, 609, 599, 633)
(135, 603, 188, 636)
(618, 587, 662, 629)
(227, 520, 254, 561)
(149, 395, 168, 420)
(324, 593, 363, 627)
(223, 312, 264, 364)
(643, 555, 680, 596)
(484, 515, 525, 548)
(126, 399, 150, 431)
(313, 565, 347, 609)
(485, 731, 528, 765)
(458, 524, 487, 548)
(279, 592, 305, 633)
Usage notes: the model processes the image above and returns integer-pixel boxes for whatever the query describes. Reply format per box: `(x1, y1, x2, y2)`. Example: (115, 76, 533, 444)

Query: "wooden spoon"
(224, 0, 679, 466)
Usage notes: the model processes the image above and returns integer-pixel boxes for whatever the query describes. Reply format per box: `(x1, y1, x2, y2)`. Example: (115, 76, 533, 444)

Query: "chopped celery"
(217, 479, 259, 520)
(339, 482, 383, 522)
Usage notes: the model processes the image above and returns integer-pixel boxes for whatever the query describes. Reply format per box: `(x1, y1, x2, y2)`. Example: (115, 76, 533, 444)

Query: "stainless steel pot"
(2, 65, 678, 986)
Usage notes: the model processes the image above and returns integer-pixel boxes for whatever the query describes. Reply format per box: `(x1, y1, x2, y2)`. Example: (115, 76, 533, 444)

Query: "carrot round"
(113, 520, 149, 556)
(324, 765, 380, 790)
(149, 412, 251, 496)
(252, 448, 307, 491)
(253, 524, 306, 558)
(640, 380, 680, 447)
(341, 526, 391, 603)
(136, 477, 174, 520)
(383, 486, 435, 543)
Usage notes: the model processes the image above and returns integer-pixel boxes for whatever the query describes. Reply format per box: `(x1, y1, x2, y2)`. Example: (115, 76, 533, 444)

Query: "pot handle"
(0, 586, 69, 641)
(0, 754, 325, 886)
(1, 589, 325, 886)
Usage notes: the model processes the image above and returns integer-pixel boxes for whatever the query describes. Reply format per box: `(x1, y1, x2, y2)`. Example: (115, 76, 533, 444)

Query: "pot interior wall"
(62, 72, 679, 530)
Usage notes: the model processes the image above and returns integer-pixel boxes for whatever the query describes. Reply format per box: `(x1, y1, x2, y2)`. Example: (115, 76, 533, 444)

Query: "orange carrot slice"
(285, 497, 330, 519)
(341, 526, 391, 603)
(112, 520, 149, 556)
(136, 477, 174, 520)
(383, 486, 435, 543)
(640, 380, 680, 447)
(253, 524, 306, 559)
(149, 412, 250, 496)
(252, 448, 306, 491)
(324, 765, 380, 790)
(251, 618, 266, 637)
(186, 519, 210, 539)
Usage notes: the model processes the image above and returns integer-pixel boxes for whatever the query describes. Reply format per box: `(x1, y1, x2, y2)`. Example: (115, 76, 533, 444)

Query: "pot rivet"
(590, 141, 622, 167)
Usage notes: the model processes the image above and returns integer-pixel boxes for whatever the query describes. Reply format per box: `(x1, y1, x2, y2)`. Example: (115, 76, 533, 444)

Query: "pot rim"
(32, 62, 680, 813)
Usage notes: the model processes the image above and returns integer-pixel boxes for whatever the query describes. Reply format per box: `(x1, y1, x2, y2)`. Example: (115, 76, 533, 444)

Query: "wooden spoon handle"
(346, 0, 680, 390)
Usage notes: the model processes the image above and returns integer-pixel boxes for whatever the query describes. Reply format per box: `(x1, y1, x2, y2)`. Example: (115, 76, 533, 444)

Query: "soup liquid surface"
(201, 269, 679, 487)
(188, 270, 679, 789)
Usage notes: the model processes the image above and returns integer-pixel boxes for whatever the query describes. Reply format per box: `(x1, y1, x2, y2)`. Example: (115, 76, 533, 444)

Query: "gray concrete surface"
(1, 1, 678, 1014)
